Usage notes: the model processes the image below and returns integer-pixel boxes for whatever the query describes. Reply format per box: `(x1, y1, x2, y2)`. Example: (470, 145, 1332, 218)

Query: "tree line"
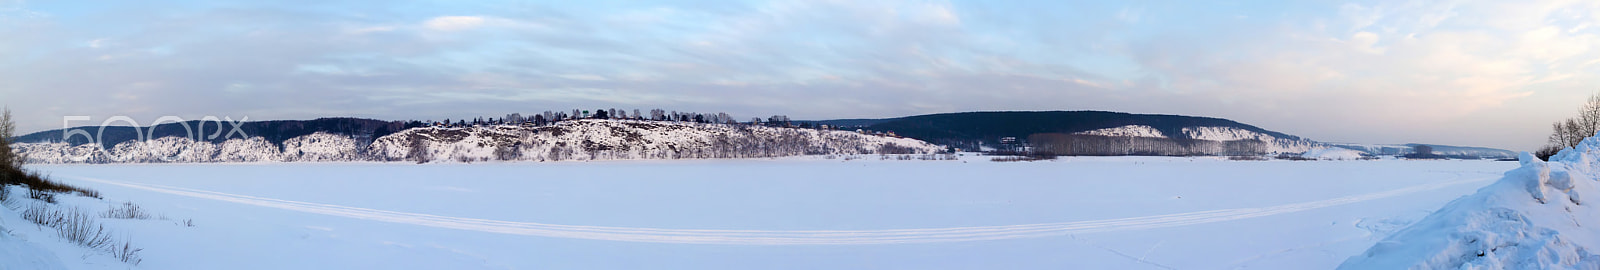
(1025, 133, 1268, 156)
(400, 108, 802, 129)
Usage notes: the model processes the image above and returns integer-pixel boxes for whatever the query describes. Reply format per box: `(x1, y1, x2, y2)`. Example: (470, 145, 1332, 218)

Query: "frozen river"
(11, 156, 1516, 269)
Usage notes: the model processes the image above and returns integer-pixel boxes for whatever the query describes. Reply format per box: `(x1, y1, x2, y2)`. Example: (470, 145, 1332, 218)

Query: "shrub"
(1229, 156, 1268, 161)
(991, 155, 1057, 162)
(110, 240, 142, 264)
(494, 143, 521, 161)
(2, 165, 99, 199)
(23, 204, 113, 249)
(1273, 153, 1315, 161)
(28, 188, 55, 203)
(1536, 145, 1563, 161)
(102, 201, 151, 220)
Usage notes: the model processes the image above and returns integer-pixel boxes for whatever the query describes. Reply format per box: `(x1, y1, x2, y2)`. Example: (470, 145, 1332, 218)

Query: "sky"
(1, 0, 1597, 151)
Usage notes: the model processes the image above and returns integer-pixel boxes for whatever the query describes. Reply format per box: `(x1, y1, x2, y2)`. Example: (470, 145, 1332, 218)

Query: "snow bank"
(1337, 136, 1600, 269)
(1302, 147, 1366, 160)
(0, 189, 68, 270)
(0, 231, 65, 270)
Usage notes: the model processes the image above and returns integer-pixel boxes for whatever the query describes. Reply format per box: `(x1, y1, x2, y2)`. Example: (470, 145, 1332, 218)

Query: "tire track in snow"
(63, 176, 1492, 245)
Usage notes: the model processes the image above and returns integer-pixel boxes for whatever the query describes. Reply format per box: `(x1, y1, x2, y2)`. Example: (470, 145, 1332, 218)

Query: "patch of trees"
(1026, 133, 1267, 156)
(1539, 93, 1600, 160)
(1402, 145, 1442, 159)
(425, 108, 752, 128)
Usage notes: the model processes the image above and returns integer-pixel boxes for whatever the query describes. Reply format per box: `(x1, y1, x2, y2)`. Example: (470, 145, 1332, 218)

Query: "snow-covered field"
(1, 156, 1516, 269)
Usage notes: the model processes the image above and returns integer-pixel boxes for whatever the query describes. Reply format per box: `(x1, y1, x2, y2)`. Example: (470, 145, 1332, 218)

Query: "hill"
(1328, 143, 1517, 159)
(824, 111, 1313, 154)
(14, 117, 406, 149)
(808, 111, 1517, 158)
(14, 119, 940, 163)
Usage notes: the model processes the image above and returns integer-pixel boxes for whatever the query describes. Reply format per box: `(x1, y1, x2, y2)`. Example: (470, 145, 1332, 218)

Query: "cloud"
(423, 16, 486, 31)
(0, 0, 1596, 152)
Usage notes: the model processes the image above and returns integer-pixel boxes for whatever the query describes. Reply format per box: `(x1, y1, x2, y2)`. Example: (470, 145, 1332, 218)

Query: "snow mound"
(0, 191, 68, 270)
(1302, 147, 1366, 160)
(1337, 137, 1600, 269)
(0, 230, 65, 270)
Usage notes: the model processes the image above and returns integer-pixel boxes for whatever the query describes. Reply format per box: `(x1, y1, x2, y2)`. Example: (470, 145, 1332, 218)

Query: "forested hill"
(16, 118, 407, 148)
(817, 111, 1300, 149)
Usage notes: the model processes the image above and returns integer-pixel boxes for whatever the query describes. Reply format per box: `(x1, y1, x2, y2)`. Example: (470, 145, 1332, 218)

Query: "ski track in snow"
(60, 175, 1492, 245)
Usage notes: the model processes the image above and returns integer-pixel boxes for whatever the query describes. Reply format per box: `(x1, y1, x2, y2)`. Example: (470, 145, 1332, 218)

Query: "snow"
(1337, 134, 1600, 269)
(1177, 126, 1319, 154)
(1074, 125, 1165, 138)
(3, 156, 1516, 269)
(0, 202, 69, 270)
(1302, 147, 1367, 160)
(1182, 126, 1273, 141)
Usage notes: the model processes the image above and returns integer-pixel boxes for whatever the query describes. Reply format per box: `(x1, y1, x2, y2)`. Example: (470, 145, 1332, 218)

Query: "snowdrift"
(13, 120, 942, 163)
(1337, 136, 1600, 269)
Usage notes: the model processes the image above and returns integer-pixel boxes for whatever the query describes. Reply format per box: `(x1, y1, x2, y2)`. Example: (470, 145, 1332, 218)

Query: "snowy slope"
(1073, 125, 1165, 138)
(14, 120, 941, 164)
(1337, 137, 1600, 269)
(368, 119, 942, 162)
(1329, 143, 1517, 159)
(1179, 126, 1321, 154)
(15, 133, 348, 163)
(1064, 125, 1321, 154)
(1302, 147, 1367, 160)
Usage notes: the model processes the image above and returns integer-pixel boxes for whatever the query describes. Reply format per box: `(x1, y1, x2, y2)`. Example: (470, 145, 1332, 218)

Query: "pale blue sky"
(2, 0, 1598, 151)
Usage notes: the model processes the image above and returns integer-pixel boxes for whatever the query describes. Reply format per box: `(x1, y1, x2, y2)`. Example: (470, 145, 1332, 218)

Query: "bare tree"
(408, 136, 431, 164)
(494, 142, 521, 161)
(0, 107, 22, 169)
(1549, 94, 1600, 149)
(1413, 145, 1433, 156)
